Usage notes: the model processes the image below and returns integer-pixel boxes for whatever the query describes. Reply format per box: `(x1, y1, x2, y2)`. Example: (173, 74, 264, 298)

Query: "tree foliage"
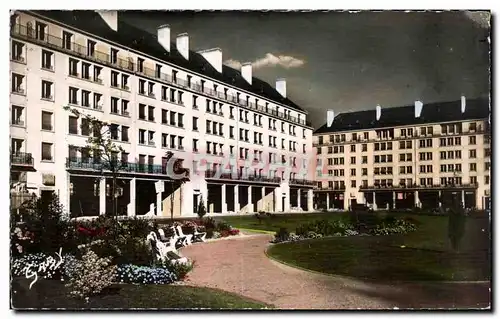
(63, 106, 126, 217)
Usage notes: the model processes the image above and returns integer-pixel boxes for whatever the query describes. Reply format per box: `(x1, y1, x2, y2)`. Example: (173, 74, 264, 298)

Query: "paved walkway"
(181, 234, 491, 310)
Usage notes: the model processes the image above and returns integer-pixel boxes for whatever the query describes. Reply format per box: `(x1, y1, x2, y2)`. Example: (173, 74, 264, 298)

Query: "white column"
(155, 180, 164, 216)
(326, 193, 330, 210)
(261, 186, 266, 211)
(392, 191, 396, 209)
(297, 189, 301, 209)
(274, 188, 280, 212)
(372, 192, 377, 210)
(414, 190, 419, 208)
(99, 178, 106, 215)
(307, 189, 313, 211)
(234, 185, 240, 212)
(248, 185, 254, 213)
(284, 190, 290, 212)
(221, 184, 227, 213)
(127, 178, 136, 216)
(461, 190, 465, 208)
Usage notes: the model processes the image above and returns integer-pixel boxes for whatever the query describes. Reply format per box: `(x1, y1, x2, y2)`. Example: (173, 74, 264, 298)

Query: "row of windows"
(317, 175, 490, 190)
(11, 29, 308, 128)
(316, 122, 485, 146)
(11, 75, 307, 153)
(316, 134, 487, 154)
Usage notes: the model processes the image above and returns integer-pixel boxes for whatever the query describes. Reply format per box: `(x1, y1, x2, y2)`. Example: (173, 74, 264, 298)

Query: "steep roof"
(27, 10, 304, 112)
(314, 97, 490, 134)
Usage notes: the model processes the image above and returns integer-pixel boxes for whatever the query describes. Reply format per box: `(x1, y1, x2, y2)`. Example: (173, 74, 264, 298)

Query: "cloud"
(224, 53, 305, 70)
(464, 11, 491, 29)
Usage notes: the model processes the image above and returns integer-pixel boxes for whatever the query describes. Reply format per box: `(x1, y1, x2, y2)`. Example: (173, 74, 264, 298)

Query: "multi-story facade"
(313, 97, 491, 210)
(9, 10, 316, 218)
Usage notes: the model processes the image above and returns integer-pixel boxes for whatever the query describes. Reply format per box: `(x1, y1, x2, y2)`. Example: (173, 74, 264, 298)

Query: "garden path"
(181, 234, 490, 310)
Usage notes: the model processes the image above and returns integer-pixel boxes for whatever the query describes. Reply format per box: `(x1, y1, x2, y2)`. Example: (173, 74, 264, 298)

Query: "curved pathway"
(181, 234, 490, 309)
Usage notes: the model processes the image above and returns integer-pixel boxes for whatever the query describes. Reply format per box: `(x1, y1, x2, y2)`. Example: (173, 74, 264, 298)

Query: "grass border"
(264, 240, 491, 285)
(238, 228, 275, 235)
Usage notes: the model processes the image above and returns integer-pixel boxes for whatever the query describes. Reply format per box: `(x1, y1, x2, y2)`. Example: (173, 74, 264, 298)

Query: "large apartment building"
(313, 97, 491, 210)
(9, 10, 315, 218)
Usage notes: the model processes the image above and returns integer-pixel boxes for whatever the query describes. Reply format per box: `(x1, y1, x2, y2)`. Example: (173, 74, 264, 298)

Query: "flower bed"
(117, 264, 177, 285)
(271, 216, 417, 243)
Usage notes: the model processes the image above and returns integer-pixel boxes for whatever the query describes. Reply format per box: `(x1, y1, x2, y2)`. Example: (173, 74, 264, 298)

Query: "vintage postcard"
(9, 9, 491, 310)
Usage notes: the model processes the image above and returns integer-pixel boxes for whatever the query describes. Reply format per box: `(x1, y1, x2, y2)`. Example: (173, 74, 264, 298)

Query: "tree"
(163, 151, 190, 221)
(197, 195, 207, 220)
(442, 191, 466, 252)
(63, 106, 126, 218)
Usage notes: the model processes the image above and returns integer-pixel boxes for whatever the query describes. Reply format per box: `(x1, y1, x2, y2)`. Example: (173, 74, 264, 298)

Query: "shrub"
(228, 229, 240, 236)
(212, 231, 221, 239)
(116, 264, 177, 285)
(274, 227, 290, 242)
(65, 249, 117, 299)
(295, 219, 354, 237)
(215, 220, 232, 232)
(350, 212, 382, 232)
(206, 228, 214, 239)
(197, 196, 207, 219)
(161, 260, 194, 281)
(11, 193, 70, 256)
(370, 218, 417, 236)
(306, 231, 322, 239)
(201, 217, 217, 230)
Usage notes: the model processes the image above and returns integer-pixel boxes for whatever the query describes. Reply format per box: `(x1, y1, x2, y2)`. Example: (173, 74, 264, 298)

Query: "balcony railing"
(204, 169, 282, 184)
(11, 152, 34, 166)
(11, 23, 311, 128)
(67, 157, 167, 175)
(314, 186, 346, 191)
(289, 178, 316, 186)
(359, 183, 479, 191)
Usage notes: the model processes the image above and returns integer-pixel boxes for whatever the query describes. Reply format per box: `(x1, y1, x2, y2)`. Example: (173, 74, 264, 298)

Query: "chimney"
(157, 24, 170, 52)
(327, 110, 335, 127)
(461, 95, 466, 113)
(176, 33, 189, 60)
(96, 10, 118, 31)
(376, 105, 382, 121)
(198, 48, 222, 73)
(276, 78, 286, 98)
(414, 100, 423, 118)
(241, 63, 252, 85)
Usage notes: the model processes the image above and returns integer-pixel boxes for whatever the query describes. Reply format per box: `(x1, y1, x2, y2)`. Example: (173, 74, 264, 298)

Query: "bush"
(196, 196, 207, 219)
(116, 264, 177, 285)
(350, 212, 382, 232)
(212, 231, 221, 239)
(65, 249, 117, 299)
(215, 220, 231, 232)
(306, 231, 322, 239)
(11, 193, 70, 256)
(162, 260, 194, 281)
(201, 217, 217, 230)
(206, 228, 214, 239)
(295, 219, 354, 237)
(274, 227, 290, 242)
(370, 218, 417, 236)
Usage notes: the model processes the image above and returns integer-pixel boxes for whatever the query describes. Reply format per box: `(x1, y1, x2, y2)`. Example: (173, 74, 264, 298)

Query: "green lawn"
(266, 214, 490, 282)
(218, 212, 346, 232)
(11, 278, 272, 309)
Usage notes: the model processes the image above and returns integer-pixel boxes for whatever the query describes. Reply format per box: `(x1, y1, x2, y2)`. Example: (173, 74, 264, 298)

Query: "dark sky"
(122, 11, 490, 128)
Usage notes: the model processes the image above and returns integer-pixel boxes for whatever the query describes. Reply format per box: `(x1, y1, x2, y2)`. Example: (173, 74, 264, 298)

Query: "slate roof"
(314, 97, 490, 134)
(27, 10, 304, 112)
